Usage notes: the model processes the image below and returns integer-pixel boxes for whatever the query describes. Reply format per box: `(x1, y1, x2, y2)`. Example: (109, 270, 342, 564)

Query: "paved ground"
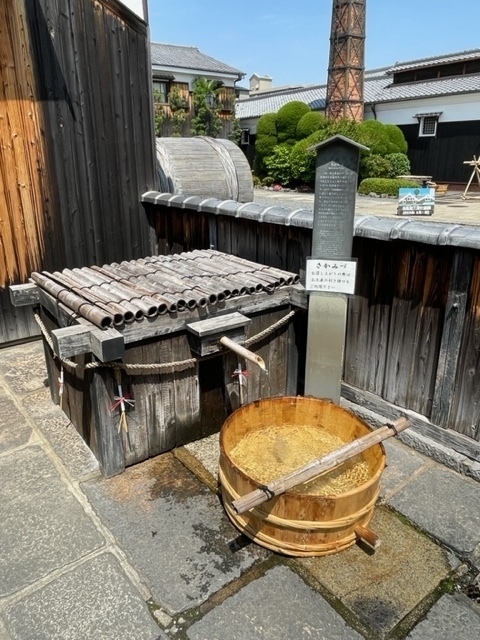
(253, 188, 480, 227)
(1, 188, 480, 639)
(1, 340, 480, 639)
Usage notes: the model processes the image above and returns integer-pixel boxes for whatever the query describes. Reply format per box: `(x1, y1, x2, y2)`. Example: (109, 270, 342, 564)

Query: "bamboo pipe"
(198, 251, 281, 288)
(231, 417, 411, 515)
(92, 264, 177, 313)
(143, 257, 231, 300)
(138, 259, 222, 304)
(169, 252, 274, 293)
(162, 255, 250, 295)
(219, 336, 266, 371)
(135, 259, 214, 306)
(50, 270, 136, 324)
(132, 261, 209, 309)
(165, 255, 257, 294)
(205, 249, 300, 285)
(79, 266, 158, 316)
(30, 272, 114, 328)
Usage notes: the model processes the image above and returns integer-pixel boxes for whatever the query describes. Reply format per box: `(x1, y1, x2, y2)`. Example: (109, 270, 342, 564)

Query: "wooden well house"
(11, 250, 305, 477)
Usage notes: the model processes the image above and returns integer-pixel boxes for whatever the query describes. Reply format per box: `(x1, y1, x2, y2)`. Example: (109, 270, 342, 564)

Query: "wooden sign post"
(304, 135, 368, 402)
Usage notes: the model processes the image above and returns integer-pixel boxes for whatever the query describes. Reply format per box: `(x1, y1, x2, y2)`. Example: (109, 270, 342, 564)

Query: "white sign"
(306, 259, 357, 295)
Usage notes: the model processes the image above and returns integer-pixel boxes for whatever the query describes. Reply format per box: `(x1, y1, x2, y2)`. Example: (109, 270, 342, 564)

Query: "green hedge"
(358, 178, 420, 196)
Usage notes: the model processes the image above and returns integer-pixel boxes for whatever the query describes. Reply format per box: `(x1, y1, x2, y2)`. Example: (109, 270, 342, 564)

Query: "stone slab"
(0, 617, 11, 640)
(187, 565, 363, 640)
(0, 392, 33, 454)
(380, 438, 428, 498)
(21, 387, 60, 420)
(82, 454, 268, 615)
(0, 445, 104, 597)
(0, 341, 48, 395)
(36, 411, 99, 479)
(387, 466, 480, 555)
(406, 593, 480, 639)
(184, 432, 220, 478)
(298, 506, 451, 636)
(3, 553, 164, 640)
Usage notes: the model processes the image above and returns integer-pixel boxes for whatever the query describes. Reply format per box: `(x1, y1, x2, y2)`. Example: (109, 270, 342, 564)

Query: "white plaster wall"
(152, 67, 238, 89)
(118, 0, 145, 19)
(365, 93, 480, 125)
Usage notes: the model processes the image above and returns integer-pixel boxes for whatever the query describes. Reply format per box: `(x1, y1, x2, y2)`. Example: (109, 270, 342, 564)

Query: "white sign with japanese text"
(306, 259, 357, 295)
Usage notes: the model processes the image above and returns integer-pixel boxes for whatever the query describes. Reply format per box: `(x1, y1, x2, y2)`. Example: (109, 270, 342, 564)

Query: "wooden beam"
(9, 283, 40, 307)
(51, 326, 93, 358)
(342, 382, 480, 462)
(50, 325, 125, 362)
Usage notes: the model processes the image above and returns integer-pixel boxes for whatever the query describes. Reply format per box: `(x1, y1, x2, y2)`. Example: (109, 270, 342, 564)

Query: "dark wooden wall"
(401, 121, 480, 185)
(0, 0, 155, 345)
(145, 200, 480, 460)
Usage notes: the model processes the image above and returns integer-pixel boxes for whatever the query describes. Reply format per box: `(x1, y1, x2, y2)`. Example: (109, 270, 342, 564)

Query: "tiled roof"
(388, 48, 480, 73)
(236, 51, 480, 120)
(151, 42, 245, 77)
(236, 86, 326, 119)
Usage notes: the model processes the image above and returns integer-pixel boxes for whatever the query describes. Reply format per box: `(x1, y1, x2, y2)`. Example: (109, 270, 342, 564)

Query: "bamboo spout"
(219, 336, 266, 371)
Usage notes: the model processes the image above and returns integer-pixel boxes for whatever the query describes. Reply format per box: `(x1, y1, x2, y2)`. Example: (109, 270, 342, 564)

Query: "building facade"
(236, 49, 480, 185)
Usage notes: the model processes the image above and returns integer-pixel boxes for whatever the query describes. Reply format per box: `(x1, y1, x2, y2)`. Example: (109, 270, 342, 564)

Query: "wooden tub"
(219, 396, 386, 557)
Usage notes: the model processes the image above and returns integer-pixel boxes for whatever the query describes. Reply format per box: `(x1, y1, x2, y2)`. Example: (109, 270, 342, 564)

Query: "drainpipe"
(371, 103, 377, 120)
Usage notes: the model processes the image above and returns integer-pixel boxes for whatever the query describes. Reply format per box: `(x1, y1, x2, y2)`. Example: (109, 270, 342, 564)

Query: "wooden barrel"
(155, 136, 253, 202)
(219, 396, 386, 557)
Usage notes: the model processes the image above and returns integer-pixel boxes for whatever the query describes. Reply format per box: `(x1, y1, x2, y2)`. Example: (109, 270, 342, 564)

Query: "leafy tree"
(168, 88, 189, 137)
(153, 89, 167, 137)
(191, 77, 223, 137)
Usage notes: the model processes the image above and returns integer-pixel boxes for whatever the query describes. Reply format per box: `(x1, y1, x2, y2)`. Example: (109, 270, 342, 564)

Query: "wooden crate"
(12, 251, 306, 476)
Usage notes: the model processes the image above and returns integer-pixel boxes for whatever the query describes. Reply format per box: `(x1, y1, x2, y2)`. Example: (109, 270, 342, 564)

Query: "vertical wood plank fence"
(0, 0, 156, 344)
(142, 192, 480, 461)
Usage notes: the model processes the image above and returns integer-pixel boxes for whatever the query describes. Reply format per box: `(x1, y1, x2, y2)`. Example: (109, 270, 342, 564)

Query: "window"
(153, 80, 168, 104)
(240, 129, 250, 145)
(415, 113, 441, 138)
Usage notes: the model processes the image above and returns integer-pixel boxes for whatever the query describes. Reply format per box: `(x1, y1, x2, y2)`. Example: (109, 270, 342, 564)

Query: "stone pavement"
(253, 188, 480, 227)
(1, 340, 480, 639)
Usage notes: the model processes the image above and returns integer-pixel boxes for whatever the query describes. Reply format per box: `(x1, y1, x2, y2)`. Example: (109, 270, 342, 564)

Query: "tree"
(191, 77, 223, 137)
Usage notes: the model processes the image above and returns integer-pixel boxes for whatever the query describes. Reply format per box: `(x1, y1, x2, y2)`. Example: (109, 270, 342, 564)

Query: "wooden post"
(431, 249, 474, 427)
(305, 135, 368, 402)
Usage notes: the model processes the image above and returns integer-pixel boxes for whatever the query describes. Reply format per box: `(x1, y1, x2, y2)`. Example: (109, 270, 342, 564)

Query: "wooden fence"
(0, 0, 155, 344)
(142, 192, 480, 463)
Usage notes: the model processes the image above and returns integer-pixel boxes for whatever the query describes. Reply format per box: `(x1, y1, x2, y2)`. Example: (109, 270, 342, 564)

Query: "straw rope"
(34, 308, 299, 374)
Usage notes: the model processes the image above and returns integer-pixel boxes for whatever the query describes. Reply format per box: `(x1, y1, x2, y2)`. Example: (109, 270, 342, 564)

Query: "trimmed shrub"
(255, 113, 278, 174)
(384, 124, 408, 154)
(256, 112, 277, 137)
(385, 152, 410, 177)
(275, 101, 311, 144)
(358, 120, 391, 155)
(360, 154, 392, 180)
(358, 178, 420, 196)
(264, 145, 293, 186)
(290, 119, 362, 186)
(296, 111, 326, 139)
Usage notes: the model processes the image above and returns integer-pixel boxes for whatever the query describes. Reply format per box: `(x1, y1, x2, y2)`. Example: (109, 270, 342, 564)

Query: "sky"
(148, 0, 480, 88)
